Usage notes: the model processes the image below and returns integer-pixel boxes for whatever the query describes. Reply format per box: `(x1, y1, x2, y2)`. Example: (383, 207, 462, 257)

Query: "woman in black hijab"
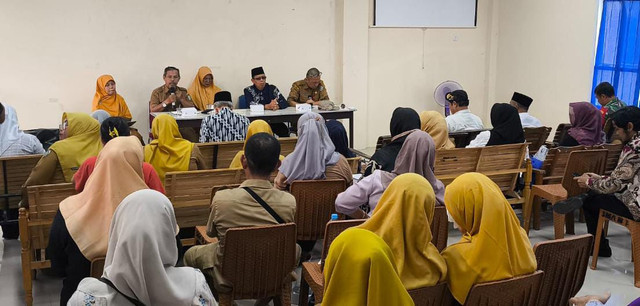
(326, 120, 356, 158)
(364, 107, 421, 176)
(467, 103, 525, 147)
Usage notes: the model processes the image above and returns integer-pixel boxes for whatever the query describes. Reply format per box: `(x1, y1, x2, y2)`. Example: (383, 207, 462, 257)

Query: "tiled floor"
(1, 208, 639, 305)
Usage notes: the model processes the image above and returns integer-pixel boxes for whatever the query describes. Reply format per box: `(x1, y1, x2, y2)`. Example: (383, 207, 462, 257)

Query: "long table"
(151, 107, 357, 147)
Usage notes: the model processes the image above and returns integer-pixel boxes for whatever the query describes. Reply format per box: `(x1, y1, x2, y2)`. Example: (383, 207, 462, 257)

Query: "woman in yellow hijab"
(92, 74, 132, 119)
(419, 111, 454, 150)
(188, 66, 222, 111)
(229, 120, 285, 169)
(323, 228, 414, 306)
(358, 173, 447, 290)
(442, 172, 536, 304)
(145, 114, 205, 182)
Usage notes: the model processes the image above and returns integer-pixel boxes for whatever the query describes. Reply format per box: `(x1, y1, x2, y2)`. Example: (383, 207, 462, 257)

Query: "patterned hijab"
(144, 114, 194, 183)
(419, 111, 455, 149)
(279, 112, 341, 183)
(49, 113, 103, 182)
(92, 74, 132, 119)
(0, 104, 24, 155)
(486, 103, 525, 146)
(567, 102, 604, 146)
(187, 66, 222, 111)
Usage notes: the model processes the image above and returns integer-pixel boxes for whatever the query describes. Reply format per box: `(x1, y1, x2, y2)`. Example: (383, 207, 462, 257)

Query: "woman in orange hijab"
(188, 66, 222, 111)
(92, 74, 132, 119)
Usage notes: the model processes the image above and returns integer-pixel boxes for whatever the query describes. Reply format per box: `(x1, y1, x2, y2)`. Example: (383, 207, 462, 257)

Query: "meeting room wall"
(0, 0, 339, 139)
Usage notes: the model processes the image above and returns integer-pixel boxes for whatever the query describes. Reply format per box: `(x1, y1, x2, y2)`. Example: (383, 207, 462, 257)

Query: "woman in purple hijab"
(559, 102, 604, 146)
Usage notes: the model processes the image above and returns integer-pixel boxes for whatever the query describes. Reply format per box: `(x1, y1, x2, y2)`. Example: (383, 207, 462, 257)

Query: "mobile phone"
(572, 172, 581, 177)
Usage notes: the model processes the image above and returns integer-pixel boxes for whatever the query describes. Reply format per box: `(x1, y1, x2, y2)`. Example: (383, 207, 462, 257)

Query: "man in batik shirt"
(243, 66, 289, 137)
(199, 91, 250, 143)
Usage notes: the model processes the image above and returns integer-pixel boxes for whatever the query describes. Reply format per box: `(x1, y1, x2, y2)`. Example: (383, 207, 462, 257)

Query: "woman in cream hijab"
(69, 190, 216, 306)
(323, 228, 414, 306)
(47, 136, 148, 305)
(419, 111, 455, 150)
(188, 66, 222, 111)
(228, 120, 284, 169)
(358, 173, 447, 290)
(442, 172, 536, 304)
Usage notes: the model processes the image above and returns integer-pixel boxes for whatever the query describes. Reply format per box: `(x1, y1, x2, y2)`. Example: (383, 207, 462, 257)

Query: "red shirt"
(73, 156, 165, 194)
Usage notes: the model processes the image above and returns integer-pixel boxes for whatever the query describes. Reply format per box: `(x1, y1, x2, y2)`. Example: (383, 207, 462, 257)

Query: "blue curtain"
(592, 0, 640, 106)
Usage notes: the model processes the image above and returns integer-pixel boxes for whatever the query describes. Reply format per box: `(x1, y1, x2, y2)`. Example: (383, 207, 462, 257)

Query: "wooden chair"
(195, 142, 216, 169)
(196, 137, 298, 169)
(219, 223, 297, 306)
(279, 137, 298, 156)
(449, 129, 485, 148)
(596, 143, 624, 175)
(533, 234, 593, 306)
(523, 150, 607, 238)
(550, 123, 572, 145)
(0, 155, 42, 214)
(591, 210, 640, 287)
(299, 219, 365, 306)
(463, 270, 544, 306)
(432, 206, 449, 252)
(289, 179, 347, 241)
(19, 182, 76, 306)
(375, 135, 392, 151)
(523, 126, 552, 154)
(215, 141, 246, 169)
(90, 257, 106, 278)
(346, 157, 361, 174)
(407, 282, 454, 306)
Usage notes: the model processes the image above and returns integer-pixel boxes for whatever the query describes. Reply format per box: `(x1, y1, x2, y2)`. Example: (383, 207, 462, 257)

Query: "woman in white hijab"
(0, 103, 44, 157)
(68, 189, 216, 306)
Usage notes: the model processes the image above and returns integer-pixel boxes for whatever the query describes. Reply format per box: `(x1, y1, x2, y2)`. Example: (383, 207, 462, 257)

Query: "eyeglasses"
(254, 76, 267, 81)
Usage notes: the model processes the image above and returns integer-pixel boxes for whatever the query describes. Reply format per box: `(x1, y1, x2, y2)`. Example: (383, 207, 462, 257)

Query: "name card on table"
(296, 103, 312, 112)
(250, 104, 265, 113)
(179, 107, 198, 117)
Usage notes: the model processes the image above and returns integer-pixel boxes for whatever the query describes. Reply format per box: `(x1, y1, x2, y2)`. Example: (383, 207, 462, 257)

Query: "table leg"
(349, 112, 354, 148)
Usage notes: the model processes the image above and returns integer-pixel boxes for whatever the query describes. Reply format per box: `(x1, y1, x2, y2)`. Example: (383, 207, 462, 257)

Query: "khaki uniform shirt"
(287, 80, 329, 106)
(149, 85, 194, 111)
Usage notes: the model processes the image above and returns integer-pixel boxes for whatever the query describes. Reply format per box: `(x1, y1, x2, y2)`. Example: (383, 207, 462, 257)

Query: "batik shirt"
(243, 84, 288, 109)
(199, 108, 250, 143)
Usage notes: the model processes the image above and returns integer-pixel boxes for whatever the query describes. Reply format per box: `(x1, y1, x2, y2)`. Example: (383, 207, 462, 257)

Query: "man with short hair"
(243, 66, 289, 136)
(444, 89, 484, 132)
(199, 91, 250, 143)
(149, 66, 195, 112)
(509, 92, 542, 128)
(595, 82, 627, 142)
(287, 67, 329, 107)
(184, 133, 298, 295)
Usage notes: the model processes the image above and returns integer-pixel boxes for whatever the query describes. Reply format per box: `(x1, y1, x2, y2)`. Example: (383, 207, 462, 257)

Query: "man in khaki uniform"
(184, 132, 298, 295)
(287, 67, 329, 107)
(149, 66, 195, 112)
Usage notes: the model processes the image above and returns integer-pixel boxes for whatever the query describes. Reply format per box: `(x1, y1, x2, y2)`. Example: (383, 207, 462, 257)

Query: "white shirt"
(446, 109, 484, 133)
(519, 112, 542, 128)
(0, 134, 44, 157)
(466, 131, 490, 148)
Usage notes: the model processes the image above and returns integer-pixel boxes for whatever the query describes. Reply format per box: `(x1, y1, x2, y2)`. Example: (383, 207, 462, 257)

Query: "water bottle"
(331, 213, 338, 221)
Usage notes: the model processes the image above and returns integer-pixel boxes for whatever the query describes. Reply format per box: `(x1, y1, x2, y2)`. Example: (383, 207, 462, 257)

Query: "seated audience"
(0, 103, 45, 157)
(322, 228, 414, 306)
(364, 107, 421, 176)
(467, 103, 524, 148)
(199, 91, 250, 143)
(326, 120, 355, 158)
(184, 133, 297, 296)
(442, 172, 536, 304)
(73, 117, 164, 193)
(47, 136, 149, 305)
(336, 131, 444, 218)
(554, 107, 640, 257)
(358, 173, 447, 289)
(149, 66, 195, 112)
(90, 109, 111, 124)
(595, 81, 626, 142)
(22, 113, 102, 204)
(92, 74, 132, 120)
(559, 102, 604, 146)
(419, 110, 455, 149)
(228, 119, 285, 169)
(243, 66, 289, 137)
(509, 91, 542, 128)
(68, 190, 216, 306)
(145, 114, 205, 183)
(445, 90, 484, 132)
(188, 66, 222, 111)
(286, 67, 329, 107)
(275, 112, 352, 190)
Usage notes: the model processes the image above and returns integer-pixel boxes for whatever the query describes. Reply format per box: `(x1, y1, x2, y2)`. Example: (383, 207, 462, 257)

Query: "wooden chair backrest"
(562, 150, 607, 198)
(431, 206, 449, 252)
(408, 282, 453, 306)
(90, 257, 106, 279)
(165, 169, 244, 228)
(449, 130, 484, 148)
(524, 126, 552, 153)
(215, 141, 245, 169)
(346, 157, 361, 174)
(552, 123, 572, 144)
(195, 143, 216, 169)
(543, 146, 585, 184)
(595, 143, 624, 175)
(533, 234, 593, 306)
(375, 135, 392, 151)
(0, 155, 42, 210)
(23, 183, 76, 252)
(279, 137, 298, 156)
(221, 223, 297, 300)
(321, 220, 366, 265)
(196, 137, 298, 169)
(290, 179, 346, 241)
(464, 270, 544, 306)
(433, 147, 483, 186)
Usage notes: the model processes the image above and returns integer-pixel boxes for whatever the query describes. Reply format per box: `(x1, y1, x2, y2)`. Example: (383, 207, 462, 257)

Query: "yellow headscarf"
(442, 172, 536, 304)
(187, 66, 222, 111)
(419, 111, 454, 150)
(91, 74, 132, 119)
(229, 120, 285, 169)
(49, 113, 103, 182)
(323, 228, 414, 306)
(144, 114, 194, 183)
(359, 173, 447, 290)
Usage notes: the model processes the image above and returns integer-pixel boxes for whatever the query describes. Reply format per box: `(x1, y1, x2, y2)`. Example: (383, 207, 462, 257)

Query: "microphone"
(168, 86, 177, 94)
